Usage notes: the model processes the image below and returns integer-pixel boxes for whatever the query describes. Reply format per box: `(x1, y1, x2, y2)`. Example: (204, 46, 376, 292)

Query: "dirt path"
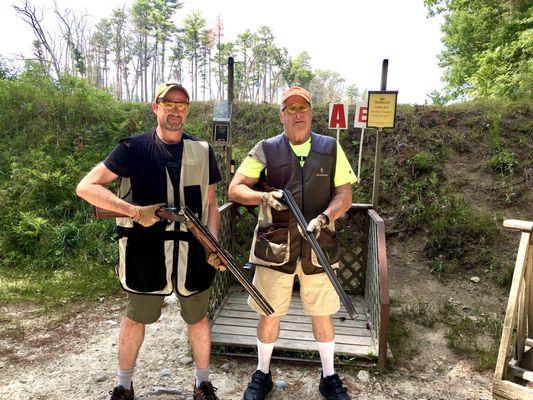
(0, 259, 499, 400)
(0, 299, 494, 400)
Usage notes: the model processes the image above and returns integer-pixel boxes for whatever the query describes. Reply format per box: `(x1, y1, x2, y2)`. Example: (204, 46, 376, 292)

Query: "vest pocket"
(184, 240, 215, 293)
(311, 228, 341, 268)
(253, 223, 290, 264)
(124, 236, 169, 292)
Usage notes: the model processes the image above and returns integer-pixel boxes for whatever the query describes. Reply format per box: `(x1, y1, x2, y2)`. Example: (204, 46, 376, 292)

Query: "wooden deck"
(211, 287, 380, 361)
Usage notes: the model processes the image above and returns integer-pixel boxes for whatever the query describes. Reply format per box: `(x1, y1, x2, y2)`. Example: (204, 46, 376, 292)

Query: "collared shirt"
(237, 136, 356, 187)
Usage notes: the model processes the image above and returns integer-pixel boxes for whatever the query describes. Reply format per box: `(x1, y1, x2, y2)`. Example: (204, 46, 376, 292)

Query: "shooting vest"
(115, 132, 214, 297)
(249, 132, 341, 275)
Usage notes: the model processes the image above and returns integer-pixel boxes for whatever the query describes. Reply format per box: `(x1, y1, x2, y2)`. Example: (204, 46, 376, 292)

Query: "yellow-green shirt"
(237, 137, 357, 187)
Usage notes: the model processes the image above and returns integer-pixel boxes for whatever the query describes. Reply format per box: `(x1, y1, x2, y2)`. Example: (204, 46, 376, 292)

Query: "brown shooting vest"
(249, 132, 341, 275)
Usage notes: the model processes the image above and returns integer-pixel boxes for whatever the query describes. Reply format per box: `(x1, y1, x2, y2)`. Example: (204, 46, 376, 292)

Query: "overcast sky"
(1, 0, 445, 104)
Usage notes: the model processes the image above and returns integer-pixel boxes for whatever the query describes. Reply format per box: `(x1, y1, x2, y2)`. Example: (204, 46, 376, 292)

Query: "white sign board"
(354, 102, 368, 128)
(328, 103, 349, 129)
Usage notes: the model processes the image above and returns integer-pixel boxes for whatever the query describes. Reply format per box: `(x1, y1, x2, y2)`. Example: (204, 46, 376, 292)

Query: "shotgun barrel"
(281, 189, 358, 319)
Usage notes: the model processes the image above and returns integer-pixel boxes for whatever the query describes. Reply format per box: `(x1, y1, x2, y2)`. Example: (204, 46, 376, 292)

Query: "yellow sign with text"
(366, 91, 398, 129)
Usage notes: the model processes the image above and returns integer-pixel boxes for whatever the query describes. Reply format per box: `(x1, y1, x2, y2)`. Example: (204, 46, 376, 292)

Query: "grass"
(440, 303, 502, 370)
(0, 262, 119, 309)
(388, 297, 502, 371)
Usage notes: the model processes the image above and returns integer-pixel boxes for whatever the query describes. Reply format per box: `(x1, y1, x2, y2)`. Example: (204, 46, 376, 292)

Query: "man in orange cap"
(229, 86, 356, 400)
(77, 83, 223, 400)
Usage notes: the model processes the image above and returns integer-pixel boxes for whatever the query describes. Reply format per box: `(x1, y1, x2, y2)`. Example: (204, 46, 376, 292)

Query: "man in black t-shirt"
(77, 83, 223, 400)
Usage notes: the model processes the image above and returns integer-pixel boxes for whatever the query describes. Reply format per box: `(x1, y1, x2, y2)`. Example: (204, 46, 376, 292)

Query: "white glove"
(261, 190, 288, 211)
(306, 213, 329, 238)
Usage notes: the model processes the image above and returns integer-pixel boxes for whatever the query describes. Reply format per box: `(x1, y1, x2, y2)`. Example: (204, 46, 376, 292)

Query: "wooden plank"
(214, 316, 370, 336)
(226, 295, 366, 309)
(217, 309, 368, 325)
(493, 380, 533, 400)
(222, 302, 367, 317)
(517, 282, 526, 362)
(494, 232, 531, 380)
(528, 244, 533, 337)
(211, 324, 375, 347)
(504, 220, 533, 232)
(211, 333, 377, 357)
(508, 363, 533, 382)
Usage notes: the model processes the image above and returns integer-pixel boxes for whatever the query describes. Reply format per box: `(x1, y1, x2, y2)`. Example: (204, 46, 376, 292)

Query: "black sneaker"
(193, 381, 220, 400)
(319, 373, 351, 400)
(109, 382, 134, 400)
(243, 370, 273, 400)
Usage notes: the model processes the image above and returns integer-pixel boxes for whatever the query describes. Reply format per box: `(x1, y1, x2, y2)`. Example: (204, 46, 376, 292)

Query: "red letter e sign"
(328, 103, 348, 129)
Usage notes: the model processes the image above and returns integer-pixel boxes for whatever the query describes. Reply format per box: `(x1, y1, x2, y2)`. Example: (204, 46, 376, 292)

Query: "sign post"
(354, 102, 368, 181)
(328, 103, 349, 142)
(366, 59, 399, 207)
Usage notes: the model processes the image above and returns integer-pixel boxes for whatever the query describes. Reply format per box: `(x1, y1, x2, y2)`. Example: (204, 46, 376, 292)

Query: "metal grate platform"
(210, 287, 379, 360)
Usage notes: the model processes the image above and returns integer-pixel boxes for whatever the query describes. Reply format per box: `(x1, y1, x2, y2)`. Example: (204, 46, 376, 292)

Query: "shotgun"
(281, 189, 358, 319)
(93, 205, 274, 316)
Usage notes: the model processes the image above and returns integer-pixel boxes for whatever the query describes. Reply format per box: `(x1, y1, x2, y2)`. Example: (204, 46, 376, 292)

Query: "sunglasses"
(158, 101, 190, 112)
(282, 103, 311, 115)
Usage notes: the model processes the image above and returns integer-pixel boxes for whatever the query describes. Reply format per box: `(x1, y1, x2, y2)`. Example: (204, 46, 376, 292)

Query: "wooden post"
(227, 57, 236, 252)
(225, 57, 234, 198)
(371, 59, 388, 207)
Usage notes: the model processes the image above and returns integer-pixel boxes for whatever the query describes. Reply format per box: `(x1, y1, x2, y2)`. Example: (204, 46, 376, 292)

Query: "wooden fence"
(493, 219, 533, 399)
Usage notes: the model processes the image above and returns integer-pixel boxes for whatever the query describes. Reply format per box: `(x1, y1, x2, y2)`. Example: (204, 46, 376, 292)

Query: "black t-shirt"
(104, 132, 222, 192)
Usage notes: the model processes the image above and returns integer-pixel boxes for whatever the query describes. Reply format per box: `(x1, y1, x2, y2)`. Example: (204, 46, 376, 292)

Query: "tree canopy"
(425, 0, 532, 101)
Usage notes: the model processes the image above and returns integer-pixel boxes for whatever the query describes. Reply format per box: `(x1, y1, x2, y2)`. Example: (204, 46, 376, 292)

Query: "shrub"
(487, 148, 519, 176)
(426, 196, 498, 272)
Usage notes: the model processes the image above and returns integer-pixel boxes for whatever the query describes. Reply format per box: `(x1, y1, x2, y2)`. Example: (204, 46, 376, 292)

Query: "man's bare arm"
(228, 172, 263, 205)
(76, 163, 138, 218)
(322, 183, 353, 222)
(206, 184, 220, 239)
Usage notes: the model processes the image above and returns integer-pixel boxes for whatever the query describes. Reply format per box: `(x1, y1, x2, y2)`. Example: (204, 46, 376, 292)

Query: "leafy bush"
(487, 148, 519, 176)
(407, 151, 441, 175)
(426, 196, 498, 272)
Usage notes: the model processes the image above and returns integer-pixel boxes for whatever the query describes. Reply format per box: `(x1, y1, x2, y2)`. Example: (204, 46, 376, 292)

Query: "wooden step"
(508, 360, 533, 382)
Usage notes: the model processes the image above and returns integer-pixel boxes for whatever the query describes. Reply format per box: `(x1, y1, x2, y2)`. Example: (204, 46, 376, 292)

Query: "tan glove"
(207, 252, 226, 271)
(132, 203, 164, 227)
(306, 213, 329, 238)
(261, 190, 288, 211)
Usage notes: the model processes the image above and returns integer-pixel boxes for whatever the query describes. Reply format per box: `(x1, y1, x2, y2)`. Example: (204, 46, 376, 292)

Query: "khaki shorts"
(247, 262, 340, 317)
(126, 288, 211, 325)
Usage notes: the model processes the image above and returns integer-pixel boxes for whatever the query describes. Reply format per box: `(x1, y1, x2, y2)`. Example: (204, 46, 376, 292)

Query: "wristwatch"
(319, 213, 330, 226)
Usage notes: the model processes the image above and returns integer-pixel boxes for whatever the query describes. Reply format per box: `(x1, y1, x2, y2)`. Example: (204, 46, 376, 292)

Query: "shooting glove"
(132, 203, 164, 227)
(207, 252, 226, 271)
(306, 213, 330, 239)
(261, 190, 288, 211)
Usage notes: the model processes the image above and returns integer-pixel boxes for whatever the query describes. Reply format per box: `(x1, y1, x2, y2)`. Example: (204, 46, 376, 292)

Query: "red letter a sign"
(328, 103, 348, 129)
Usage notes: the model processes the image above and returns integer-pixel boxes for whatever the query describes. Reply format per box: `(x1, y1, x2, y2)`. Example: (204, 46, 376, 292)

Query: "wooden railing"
(208, 202, 390, 369)
(493, 219, 533, 400)
(365, 209, 390, 371)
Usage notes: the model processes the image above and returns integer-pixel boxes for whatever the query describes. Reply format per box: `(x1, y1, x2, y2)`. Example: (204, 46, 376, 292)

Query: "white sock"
(195, 366, 210, 387)
(256, 338, 275, 374)
(317, 340, 335, 377)
(117, 367, 134, 390)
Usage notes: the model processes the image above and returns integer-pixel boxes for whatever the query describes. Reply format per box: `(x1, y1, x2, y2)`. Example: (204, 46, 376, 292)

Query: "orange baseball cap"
(280, 86, 311, 105)
(154, 82, 190, 102)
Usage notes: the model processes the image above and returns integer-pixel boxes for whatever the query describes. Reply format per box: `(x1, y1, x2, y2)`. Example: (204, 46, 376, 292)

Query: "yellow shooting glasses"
(282, 103, 311, 115)
(158, 101, 190, 112)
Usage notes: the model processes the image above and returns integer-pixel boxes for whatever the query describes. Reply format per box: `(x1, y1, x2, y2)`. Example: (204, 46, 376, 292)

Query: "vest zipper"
(300, 165, 304, 258)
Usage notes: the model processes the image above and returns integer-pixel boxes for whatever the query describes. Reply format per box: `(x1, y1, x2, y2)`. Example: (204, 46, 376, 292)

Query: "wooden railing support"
(493, 219, 533, 400)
